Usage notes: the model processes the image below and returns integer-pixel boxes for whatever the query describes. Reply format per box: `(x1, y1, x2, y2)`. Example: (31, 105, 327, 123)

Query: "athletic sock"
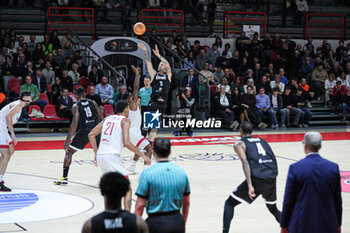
(63, 166, 69, 178)
(0, 175, 3, 183)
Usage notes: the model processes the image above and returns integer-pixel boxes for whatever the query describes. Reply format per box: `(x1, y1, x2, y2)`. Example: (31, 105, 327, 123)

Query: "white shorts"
(0, 126, 12, 149)
(130, 128, 149, 150)
(97, 153, 128, 177)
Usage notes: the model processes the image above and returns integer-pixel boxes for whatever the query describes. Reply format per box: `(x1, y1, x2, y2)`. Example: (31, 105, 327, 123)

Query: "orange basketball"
(133, 22, 146, 36)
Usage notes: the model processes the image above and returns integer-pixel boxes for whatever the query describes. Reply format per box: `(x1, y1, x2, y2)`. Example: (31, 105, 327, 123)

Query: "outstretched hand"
(138, 43, 147, 52)
(131, 65, 139, 76)
(152, 44, 160, 57)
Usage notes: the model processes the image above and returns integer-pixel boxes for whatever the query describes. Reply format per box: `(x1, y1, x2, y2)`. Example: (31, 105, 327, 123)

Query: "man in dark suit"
(32, 67, 48, 93)
(281, 132, 342, 233)
(57, 88, 73, 121)
(182, 69, 199, 89)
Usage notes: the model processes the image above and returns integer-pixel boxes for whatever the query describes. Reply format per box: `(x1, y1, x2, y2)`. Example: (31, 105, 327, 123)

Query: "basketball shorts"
(230, 179, 277, 205)
(0, 125, 13, 149)
(97, 153, 128, 177)
(70, 128, 100, 151)
(130, 128, 149, 150)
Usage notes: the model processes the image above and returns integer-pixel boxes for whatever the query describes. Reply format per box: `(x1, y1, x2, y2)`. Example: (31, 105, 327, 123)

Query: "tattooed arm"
(138, 43, 156, 81)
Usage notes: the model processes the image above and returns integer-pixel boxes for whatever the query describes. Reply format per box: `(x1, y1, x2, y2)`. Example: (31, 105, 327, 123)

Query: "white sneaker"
(143, 165, 151, 171)
(127, 162, 138, 174)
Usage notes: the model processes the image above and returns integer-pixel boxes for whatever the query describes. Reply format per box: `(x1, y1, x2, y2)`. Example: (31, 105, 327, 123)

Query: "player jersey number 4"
(98, 115, 125, 155)
(241, 136, 278, 181)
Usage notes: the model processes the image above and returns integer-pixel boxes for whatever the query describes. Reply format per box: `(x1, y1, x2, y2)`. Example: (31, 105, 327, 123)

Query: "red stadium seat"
(39, 93, 49, 103)
(210, 84, 217, 93)
(202, 45, 210, 52)
(68, 93, 78, 102)
(61, 117, 70, 121)
(73, 85, 83, 92)
(9, 77, 21, 94)
(79, 77, 90, 88)
(44, 104, 60, 121)
(103, 104, 114, 117)
(28, 105, 45, 121)
(47, 85, 52, 92)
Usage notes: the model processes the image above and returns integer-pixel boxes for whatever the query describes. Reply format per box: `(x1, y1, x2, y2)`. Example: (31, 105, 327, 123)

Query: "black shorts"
(146, 211, 184, 233)
(148, 100, 167, 115)
(70, 128, 100, 151)
(230, 179, 277, 205)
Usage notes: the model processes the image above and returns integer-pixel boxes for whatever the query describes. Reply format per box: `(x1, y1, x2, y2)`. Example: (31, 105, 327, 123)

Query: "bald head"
(303, 132, 322, 153)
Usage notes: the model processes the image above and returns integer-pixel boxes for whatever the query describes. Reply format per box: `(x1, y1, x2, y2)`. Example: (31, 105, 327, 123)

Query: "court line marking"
(0, 223, 27, 233)
(14, 223, 27, 232)
(7, 172, 138, 202)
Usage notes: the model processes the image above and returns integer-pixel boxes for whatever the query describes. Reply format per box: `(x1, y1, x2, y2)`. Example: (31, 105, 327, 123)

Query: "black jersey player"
(54, 87, 104, 185)
(82, 172, 149, 233)
(138, 43, 171, 143)
(223, 121, 281, 233)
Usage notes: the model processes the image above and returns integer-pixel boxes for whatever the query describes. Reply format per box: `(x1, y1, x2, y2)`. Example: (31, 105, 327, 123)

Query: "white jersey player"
(0, 91, 32, 192)
(88, 100, 150, 211)
(123, 65, 152, 174)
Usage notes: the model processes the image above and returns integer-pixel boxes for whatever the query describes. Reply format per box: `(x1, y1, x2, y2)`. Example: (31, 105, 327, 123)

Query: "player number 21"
(104, 122, 115, 136)
(256, 142, 266, 156)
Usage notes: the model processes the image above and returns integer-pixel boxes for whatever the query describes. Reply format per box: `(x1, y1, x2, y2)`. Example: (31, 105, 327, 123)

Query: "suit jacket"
(57, 95, 73, 109)
(32, 75, 48, 93)
(281, 153, 342, 233)
(182, 75, 199, 88)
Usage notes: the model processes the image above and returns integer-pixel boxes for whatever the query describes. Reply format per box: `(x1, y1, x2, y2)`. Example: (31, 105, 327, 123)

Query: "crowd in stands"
(157, 30, 350, 129)
(0, 28, 117, 121)
(1, 26, 350, 128)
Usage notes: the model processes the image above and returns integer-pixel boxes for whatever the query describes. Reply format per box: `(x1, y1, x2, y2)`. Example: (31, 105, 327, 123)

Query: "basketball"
(133, 22, 146, 35)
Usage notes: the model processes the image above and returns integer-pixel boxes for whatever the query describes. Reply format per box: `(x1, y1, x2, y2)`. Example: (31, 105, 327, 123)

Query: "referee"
(135, 138, 190, 233)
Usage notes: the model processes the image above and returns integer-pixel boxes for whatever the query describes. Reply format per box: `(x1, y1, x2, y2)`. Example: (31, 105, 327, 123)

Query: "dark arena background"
(0, 0, 349, 232)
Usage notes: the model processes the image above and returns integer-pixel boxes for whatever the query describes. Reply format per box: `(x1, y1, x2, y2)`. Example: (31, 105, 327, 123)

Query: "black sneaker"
(0, 181, 12, 192)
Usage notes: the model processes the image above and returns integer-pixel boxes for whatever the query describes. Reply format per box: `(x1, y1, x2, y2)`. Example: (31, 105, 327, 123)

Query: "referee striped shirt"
(135, 161, 190, 214)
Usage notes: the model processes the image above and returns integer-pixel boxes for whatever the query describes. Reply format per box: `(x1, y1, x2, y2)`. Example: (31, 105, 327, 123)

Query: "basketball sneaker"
(0, 181, 11, 192)
(54, 177, 68, 185)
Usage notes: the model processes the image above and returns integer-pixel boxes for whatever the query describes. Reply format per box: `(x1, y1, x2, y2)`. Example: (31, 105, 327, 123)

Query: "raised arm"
(64, 105, 79, 151)
(122, 118, 151, 165)
(234, 141, 256, 200)
(152, 44, 172, 82)
(138, 43, 156, 80)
